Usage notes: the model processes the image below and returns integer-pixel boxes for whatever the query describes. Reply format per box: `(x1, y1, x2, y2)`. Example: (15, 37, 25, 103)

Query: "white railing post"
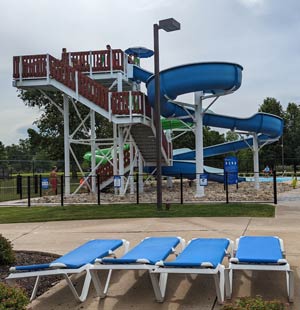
(19, 56, 23, 82)
(68, 53, 72, 66)
(129, 91, 132, 121)
(75, 71, 79, 100)
(89, 51, 93, 77)
(46, 54, 50, 83)
(110, 49, 113, 74)
(143, 94, 146, 122)
(108, 92, 112, 121)
(124, 53, 127, 75)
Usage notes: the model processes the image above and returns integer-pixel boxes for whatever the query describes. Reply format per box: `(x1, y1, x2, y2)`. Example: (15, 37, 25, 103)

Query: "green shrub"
(222, 296, 288, 310)
(0, 282, 29, 310)
(0, 234, 15, 265)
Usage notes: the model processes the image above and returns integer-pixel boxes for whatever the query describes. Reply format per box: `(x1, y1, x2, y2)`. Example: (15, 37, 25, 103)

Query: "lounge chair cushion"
(14, 239, 124, 271)
(235, 236, 283, 264)
(101, 237, 180, 265)
(163, 238, 229, 268)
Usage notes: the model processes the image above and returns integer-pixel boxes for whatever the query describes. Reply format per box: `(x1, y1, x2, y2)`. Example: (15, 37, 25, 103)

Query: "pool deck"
(1, 188, 299, 309)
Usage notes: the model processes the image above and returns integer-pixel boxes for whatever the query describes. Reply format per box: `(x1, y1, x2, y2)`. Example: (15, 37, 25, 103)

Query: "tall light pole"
(153, 18, 180, 210)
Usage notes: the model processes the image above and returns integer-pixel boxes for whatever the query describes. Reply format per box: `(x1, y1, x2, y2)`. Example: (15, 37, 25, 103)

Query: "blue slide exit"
(132, 63, 283, 181)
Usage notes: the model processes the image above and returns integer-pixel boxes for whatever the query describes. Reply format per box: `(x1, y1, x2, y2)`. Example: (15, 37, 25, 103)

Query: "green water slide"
(84, 144, 130, 165)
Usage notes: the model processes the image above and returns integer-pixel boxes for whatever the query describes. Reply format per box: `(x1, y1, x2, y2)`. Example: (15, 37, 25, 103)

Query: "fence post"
(17, 175, 21, 195)
(225, 172, 229, 204)
(20, 175, 23, 200)
(136, 173, 139, 205)
(97, 175, 100, 205)
(34, 175, 38, 194)
(61, 175, 64, 206)
(39, 174, 42, 197)
(273, 170, 277, 204)
(180, 173, 183, 204)
(27, 176, 31, 207)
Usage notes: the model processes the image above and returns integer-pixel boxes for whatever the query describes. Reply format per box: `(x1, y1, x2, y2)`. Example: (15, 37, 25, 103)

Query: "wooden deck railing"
(13, 52, 171, 162)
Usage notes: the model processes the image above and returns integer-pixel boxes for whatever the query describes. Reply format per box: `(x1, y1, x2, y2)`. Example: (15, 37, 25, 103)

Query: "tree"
(172, 126, 225, 150)
(5, 140, 32, 173)
(225, 130, 239, 142)
(0, 142, 6, 161)
(258, 97, 284, 117)
(283, 102, 300, 165)
(258, 97, 284, 169)
(18, 89, 113, 163)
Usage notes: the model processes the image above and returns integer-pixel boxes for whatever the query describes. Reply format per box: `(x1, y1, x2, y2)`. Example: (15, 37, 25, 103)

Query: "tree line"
(0, 91, 299, 174)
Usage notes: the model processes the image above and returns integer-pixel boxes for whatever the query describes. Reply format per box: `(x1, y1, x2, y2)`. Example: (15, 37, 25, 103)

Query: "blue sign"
(199, 173, 208, 186)
(224, 156, 238, 184)
(41, 177, 49, 189)
(114, 175, 121, 188)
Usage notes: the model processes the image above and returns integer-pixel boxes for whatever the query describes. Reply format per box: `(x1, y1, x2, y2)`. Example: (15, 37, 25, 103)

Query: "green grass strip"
(0, 203, 275, 224)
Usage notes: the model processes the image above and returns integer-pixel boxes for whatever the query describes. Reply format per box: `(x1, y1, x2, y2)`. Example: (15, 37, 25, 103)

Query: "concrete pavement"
(1, 189, 300, 309)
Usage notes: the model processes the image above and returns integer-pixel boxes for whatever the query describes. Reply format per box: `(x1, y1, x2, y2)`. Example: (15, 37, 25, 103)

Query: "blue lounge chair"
(89, 236, 184, 300)
(226, 236, 294, 302)
(151, 238, 232, 304)
(6, 239, 129, 302)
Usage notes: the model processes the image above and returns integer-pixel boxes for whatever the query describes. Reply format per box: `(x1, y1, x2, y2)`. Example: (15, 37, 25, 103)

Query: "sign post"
(224, 156, 238, 185)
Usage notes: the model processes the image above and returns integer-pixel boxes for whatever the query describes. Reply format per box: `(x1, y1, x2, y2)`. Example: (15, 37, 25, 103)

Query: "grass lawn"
(0, 203, 275, 224)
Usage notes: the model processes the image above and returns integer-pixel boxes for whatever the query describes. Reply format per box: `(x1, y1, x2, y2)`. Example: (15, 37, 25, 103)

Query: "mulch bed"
(0, 250, 61, 298)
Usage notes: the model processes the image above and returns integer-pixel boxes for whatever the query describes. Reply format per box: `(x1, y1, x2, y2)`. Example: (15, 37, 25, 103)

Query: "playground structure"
(12, 46, 284, 197)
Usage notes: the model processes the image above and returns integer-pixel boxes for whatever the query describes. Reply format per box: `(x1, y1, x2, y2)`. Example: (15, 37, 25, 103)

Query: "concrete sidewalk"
(1, 190, 299, 309)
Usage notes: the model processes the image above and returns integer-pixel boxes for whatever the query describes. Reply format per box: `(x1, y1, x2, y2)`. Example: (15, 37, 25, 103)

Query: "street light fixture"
(153, 18, 180, 210)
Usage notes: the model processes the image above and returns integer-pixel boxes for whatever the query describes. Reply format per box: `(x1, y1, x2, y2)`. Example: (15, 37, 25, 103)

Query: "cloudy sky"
(1, 0, 300, 145)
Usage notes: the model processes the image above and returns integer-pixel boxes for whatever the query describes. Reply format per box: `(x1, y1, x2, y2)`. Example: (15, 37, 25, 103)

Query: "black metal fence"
(0, 171, 286, 207)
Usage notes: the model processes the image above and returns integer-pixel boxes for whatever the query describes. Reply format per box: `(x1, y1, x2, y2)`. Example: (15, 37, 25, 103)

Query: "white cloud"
(1, 0, 300, 145)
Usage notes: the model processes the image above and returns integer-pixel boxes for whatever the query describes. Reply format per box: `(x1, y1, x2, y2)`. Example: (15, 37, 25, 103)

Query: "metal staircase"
(12, 49, 172, 189)
(130, 124, 170, 166)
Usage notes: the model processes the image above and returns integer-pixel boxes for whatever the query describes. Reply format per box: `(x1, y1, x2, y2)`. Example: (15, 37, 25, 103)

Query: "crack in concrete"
(12, 222, 45, 242)
(241, 218, 252, 236)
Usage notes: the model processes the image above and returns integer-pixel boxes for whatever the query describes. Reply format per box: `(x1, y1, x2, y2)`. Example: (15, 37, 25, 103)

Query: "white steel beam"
(63, 94, 71, 195)
(119, 127, 125, 195)
(253, 133, 260, 190)
(113, 123, 118, 194)
(194, 92, 205, 197)
(90, 110, 96, 193)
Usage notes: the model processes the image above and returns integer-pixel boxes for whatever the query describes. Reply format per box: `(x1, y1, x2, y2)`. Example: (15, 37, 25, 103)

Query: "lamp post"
(153, 18, 180, 210)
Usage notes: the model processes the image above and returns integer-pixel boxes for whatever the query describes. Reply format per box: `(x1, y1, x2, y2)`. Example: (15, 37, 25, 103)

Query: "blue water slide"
(134, 62, 243, 120)
(132, 63, 283, 181)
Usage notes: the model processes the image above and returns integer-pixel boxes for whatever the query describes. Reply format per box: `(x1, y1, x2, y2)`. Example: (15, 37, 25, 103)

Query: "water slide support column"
(130, 142, 134, 194)
(195, 92, 205, 197)
(138, 152, 144, 193)
(119, 127, 125, 195)
(113, 123, 118, 194)
(253, 133, 260, 190)
(90, 110, 96, 193)
(63, 94, 70, 195)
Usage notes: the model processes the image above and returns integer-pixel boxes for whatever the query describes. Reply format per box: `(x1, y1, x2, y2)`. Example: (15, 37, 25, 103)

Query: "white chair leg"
(286, 270, 294, 302)
(159, 273, 168, 299)
(30, 276, 41, 301)
(213, 266, 225, 304)
(90, 270, 106, 298)
(225, 268, 233, 299)
(149, 272, 164, 302)
(104, 269, 113, 295)
(63, 271, 92, 302)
